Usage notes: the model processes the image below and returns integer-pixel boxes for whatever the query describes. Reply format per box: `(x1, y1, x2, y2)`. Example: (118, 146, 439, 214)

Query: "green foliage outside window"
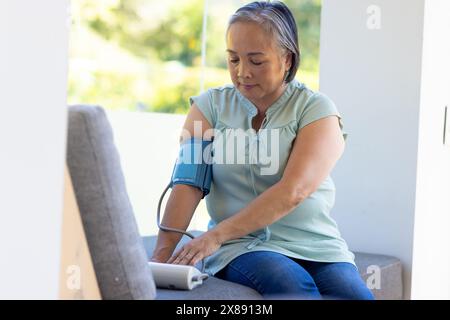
(68, 0, 321, 113)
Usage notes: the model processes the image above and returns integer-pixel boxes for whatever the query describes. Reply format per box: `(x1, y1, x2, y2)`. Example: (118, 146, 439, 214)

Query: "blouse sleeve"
(189, 89, 217, 128)
(298, 92, 348, 141)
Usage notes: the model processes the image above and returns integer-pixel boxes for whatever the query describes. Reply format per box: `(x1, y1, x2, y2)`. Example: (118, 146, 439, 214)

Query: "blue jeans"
(215, 251, 375, 300)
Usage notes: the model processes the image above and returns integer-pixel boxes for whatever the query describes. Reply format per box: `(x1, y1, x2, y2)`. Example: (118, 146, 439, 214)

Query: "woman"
(151, 1, 374, 300)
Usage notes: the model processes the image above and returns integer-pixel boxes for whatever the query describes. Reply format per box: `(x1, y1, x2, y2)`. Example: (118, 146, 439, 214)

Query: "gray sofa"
(66, 104, 403, 300)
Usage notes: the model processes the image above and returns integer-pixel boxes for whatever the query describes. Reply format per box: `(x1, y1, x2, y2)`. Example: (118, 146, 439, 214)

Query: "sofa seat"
(142, 233, 403, 300)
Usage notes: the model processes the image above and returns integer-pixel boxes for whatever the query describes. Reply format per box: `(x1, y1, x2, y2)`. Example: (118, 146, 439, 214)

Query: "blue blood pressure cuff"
(169, 137, 213, 198)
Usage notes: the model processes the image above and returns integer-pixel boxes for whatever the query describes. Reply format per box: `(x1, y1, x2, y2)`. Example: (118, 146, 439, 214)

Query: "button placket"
(248, 130, 259, 196)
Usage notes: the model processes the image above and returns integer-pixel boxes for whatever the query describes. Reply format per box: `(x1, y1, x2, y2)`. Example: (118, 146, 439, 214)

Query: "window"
(68, 0, 321, 114)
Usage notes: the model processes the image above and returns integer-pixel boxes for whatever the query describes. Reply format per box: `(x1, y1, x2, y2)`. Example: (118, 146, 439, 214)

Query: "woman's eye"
(228, 58, 263, 65)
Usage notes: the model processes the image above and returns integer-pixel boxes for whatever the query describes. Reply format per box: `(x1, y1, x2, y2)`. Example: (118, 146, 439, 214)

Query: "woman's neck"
(251, 82, 288, 115)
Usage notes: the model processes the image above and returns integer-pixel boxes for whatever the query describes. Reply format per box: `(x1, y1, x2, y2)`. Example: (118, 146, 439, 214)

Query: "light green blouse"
(189, 79, 355, 276)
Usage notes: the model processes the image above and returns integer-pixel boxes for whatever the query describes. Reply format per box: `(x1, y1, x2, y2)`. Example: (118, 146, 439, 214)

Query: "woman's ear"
(284, 52, 292, 71)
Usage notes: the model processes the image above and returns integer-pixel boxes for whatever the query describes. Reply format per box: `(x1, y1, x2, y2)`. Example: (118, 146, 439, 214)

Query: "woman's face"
(226, 21, 292, 110)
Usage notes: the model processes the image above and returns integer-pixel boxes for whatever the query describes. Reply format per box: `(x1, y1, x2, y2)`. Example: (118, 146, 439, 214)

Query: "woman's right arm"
(150, 103, 213, 262)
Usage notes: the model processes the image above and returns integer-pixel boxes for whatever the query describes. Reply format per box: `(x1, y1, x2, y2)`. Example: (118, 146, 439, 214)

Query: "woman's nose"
(237, 62, 251, 79)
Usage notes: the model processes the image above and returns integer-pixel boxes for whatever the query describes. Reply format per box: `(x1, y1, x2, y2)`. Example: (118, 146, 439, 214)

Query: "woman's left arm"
(170, 115, 345, 266)
(214, 115, 345, 240)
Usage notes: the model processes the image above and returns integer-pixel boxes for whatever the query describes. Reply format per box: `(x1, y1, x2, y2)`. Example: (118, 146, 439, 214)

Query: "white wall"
(411, 0, 450, 299)
(321, 0, 450, 300)
(0, 0, 70, 299)
(319, 0, 425, 299)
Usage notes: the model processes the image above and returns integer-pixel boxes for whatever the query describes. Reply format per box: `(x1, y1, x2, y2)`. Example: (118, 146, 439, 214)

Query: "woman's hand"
(150, 247, 173, 263)
(167, 231, 222, 266)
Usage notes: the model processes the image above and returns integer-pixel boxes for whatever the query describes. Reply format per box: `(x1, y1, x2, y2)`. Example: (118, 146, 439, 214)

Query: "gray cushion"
(354, 252, 403, 300)
(156, 277, 263, 300)
(66, 105, 156, 300)
(143, 233, 403, 300)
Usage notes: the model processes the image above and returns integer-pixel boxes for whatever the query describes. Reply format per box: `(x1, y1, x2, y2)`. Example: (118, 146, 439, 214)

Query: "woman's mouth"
(241, 84, 256, 90)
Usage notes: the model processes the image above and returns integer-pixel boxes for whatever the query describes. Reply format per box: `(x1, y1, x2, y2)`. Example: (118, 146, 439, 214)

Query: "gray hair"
(227, 1, 300, 82)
